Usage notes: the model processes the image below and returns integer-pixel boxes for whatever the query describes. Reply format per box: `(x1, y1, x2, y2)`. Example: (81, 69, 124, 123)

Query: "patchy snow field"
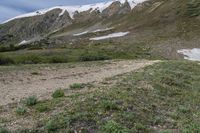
(90, 32, 130, 40)
(177, 48, 200, 61)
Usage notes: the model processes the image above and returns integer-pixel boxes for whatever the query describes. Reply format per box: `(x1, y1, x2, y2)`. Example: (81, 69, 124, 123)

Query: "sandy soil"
(0, 60, 159, 106)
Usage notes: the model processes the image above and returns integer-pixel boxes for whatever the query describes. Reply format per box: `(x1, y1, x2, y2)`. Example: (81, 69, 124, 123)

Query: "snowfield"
(177, 48, 200, 61)
(90, 32, 130, 40)
(2, 0, 148, 23)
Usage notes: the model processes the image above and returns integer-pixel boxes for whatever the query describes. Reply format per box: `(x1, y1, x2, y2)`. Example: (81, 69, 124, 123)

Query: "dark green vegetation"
(1, 61, 200, 132)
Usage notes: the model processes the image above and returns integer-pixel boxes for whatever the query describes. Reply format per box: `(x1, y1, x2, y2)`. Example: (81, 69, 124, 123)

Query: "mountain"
(0, 0, 200, 60)
(0, 0, 146, 45)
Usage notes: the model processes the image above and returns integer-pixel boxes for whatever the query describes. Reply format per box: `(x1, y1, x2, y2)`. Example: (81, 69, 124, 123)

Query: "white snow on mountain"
(90, 31, 129, 40)
(18, 40, 29, 45)
(92, 27, 114, 33)
(2, 0, 148, 24)
(73, 27, 114, 36)
(177, 48, 200, 61)
(73, 31, 89, 36)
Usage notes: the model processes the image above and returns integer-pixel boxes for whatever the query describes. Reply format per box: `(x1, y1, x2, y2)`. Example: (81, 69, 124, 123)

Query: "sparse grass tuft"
(25, 96, 38, 106)
(182, 123, 200, 133)
(15, 107, 27, 115)
(52, 89, 65, 98)
(35, 103, 50, 112)
(160, 130, 172, 133)
(70, 83, 84, 90)
(102, 120, 129, 133)
(101, 100, 119, 111)
(46, 120, 59, 132)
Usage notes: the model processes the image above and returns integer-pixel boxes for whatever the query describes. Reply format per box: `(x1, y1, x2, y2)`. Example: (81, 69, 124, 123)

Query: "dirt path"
(0, 60, 159, 106)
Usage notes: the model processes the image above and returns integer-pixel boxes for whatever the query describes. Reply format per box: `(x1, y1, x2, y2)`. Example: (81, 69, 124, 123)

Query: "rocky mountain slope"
(0, 0, 200, 60)
(0, 0, 146, 45)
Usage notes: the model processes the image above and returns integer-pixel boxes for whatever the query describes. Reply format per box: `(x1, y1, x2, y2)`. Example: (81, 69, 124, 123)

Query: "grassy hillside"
(0, 41, 164, 65)
(1, 60, 200, 132)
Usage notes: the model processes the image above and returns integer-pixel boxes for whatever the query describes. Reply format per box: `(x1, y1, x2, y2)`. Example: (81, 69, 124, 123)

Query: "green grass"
(52, 89, 65, 98)
(2, 61, 200, 132)
(15, 107, 27, 115)
(41, 61, 200, 132)
(24, 96, 38, 106)
(186, 0, 200, 17)
(70, 83, 85, 90)
(45, 120, 59, 132)
(102, 120, 129, 133)
(0, 41, 162, 65)
(0, 128, 10, 133)
(0, 56, 14, 65)
(35, 103, 50, 112)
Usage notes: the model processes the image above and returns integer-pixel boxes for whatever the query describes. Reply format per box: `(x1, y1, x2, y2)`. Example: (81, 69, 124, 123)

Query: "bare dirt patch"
(0, 60, 159, 106)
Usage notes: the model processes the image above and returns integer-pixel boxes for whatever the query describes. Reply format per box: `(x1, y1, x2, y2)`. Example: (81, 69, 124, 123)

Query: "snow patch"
(177, 48, 200, 61)
(90, 32, 129, 40)
(73, 27, 114, 36)
(18, 40, 29, 45)
(92, 27, 114, 33)
(3, 0, 148, 23)
(73, 31, 89, 36)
